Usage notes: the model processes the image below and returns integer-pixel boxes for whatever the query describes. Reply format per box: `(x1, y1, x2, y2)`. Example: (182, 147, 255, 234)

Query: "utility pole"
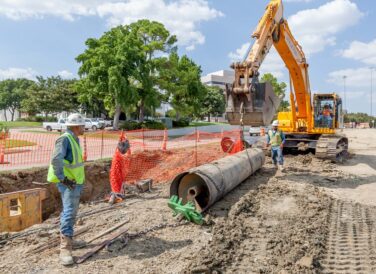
(371, 67, 374, 117)
(343, 75, 347, 112)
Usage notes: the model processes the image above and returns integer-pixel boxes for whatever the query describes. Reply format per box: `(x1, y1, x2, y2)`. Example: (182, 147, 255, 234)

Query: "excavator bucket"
(225, 82, 281, 126)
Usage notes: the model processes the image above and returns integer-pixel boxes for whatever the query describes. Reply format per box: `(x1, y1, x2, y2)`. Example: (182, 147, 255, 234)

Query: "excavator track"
(315, 135, 349, 163)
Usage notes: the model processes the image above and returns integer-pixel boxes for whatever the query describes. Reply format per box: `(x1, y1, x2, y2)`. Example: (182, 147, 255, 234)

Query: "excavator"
(225, 0, 348, 162)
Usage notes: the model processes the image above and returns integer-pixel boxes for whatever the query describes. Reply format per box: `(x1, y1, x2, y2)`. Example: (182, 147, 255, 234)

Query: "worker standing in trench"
(267, 120, 286, 171)
(47, 113, 87, 266)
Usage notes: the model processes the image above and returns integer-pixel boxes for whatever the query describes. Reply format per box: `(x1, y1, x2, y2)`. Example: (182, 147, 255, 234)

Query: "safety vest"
(323, 109, 331, 117)
(268, 130, 283, 147)
(47, 133, 85, 184)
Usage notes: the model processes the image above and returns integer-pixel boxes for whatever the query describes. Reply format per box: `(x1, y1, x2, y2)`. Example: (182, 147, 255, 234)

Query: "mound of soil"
(188, 180, 332, 273)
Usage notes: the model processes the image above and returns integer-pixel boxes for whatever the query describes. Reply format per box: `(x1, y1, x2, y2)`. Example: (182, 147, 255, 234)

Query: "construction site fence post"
(100, 130, 104, 159)
(195, 126, 198, 167)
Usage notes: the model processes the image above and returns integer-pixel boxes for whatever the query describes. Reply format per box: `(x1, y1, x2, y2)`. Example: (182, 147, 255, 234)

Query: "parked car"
(43, 119, 67, 132)
(93, 118, 112, 128)
(85, 118, 104, 131)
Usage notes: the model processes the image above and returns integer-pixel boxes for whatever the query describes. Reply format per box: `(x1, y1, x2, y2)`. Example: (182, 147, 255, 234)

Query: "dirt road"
(1, 129, 376, 273)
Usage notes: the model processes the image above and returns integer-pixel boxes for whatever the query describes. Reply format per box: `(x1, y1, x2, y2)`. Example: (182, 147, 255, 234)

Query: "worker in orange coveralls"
(108, 133, 130, 205)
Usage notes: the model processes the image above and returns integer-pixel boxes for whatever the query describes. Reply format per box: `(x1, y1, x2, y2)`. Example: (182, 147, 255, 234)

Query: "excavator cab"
(224, 66, 281, 126)
(313, 94, 343, 130)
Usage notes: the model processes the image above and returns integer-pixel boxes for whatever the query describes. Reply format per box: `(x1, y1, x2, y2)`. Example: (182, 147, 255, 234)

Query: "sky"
(0, 0, 375, 113)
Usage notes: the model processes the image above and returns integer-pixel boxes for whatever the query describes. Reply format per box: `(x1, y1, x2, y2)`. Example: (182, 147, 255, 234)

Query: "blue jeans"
(57, 183, 83, 237)
(271, 146, 283, 165)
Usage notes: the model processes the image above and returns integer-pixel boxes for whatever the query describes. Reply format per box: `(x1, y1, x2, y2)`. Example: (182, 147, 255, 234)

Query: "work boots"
(60, 234, 74, 266)
(278, 164, 284, 172)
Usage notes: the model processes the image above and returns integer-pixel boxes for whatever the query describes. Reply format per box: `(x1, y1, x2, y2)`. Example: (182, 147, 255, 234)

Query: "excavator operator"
(322, 104, 333, 128)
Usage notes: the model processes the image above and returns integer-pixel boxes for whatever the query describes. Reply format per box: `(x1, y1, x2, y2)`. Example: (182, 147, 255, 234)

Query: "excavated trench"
(0, 162, 112, 220)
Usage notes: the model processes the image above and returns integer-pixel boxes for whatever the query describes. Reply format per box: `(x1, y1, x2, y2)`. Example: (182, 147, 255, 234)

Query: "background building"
(201, 70, 234, 90)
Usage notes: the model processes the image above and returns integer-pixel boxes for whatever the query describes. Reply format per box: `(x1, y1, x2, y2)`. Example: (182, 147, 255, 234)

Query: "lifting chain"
(239, 101, 245, 143)
(105, 220, 190, 252)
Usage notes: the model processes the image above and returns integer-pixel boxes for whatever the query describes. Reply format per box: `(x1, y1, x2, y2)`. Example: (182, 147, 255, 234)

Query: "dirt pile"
(188, 179, 332, 273)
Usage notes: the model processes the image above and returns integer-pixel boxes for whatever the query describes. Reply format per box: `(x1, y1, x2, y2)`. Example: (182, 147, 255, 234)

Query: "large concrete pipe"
(170, 148, 265, 212)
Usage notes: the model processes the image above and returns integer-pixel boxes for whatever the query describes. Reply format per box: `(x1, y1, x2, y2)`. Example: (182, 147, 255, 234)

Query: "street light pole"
(371, 67, 374, 117)
(343, 75, 347, 111)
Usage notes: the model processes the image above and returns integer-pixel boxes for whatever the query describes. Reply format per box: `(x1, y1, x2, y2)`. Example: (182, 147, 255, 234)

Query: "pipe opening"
(189, 189, 196, 196)
(177, 173, 210, 212)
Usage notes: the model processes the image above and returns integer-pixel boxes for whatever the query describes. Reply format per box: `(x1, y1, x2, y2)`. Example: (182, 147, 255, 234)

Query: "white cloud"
(0, 67, 37, 80)
(0, 0, 223, 51)
(228, 43, 250, 61)
(228, 43, 286, 80)
(341, 39, 376, 65)
(58, 70, 75, 79)
(0, 0, 100, 21)
(288, 0, 363, 56)
(327, 67, 374, 88)
(260, 48, 285, 80)
(227, 0, 363, 83)
(285, 0, 314, 2)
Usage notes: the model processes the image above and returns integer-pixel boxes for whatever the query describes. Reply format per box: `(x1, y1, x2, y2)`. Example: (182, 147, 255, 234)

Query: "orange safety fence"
(0, 129, 245, 184)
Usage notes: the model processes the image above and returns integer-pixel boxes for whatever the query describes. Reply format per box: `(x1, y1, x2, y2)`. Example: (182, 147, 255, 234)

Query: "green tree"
(200, 86, 226, 122)
(76, 25, 140, 129)
(0, 78, 35, 121)
(261, 73, 289, 112)
(76, 20, 177, 129)
(21, 76, 79, 116)
(130, 20, 177, 122)
(158, 52, 206, 118)
(344, 113, 375, 123)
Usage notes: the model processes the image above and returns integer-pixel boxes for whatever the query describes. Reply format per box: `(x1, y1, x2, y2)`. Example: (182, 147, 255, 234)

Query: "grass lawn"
(86, 132, 140, 140)
(0, 121, 42, 128)
(189, 121, 228, 127)
(22, 130, 60, 135)
(3, 139, 37, 148)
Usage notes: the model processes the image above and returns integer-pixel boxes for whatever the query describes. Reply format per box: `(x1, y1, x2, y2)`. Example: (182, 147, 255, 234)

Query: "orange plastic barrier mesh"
(0, 129, 245, 184)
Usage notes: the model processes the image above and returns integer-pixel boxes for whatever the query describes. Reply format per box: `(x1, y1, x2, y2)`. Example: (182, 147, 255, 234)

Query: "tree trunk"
(139, 100, 145, 123)
(3, 110, 7, 122)
(113, 104, 122, 130)
(208, 113, 211, 122)
(10, 109, 15, 121)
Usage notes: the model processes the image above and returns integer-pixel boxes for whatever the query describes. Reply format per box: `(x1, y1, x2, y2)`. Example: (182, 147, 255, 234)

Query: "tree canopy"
(200, 85, 225, 122)
(158, 52, 206, 118)
(261, 73, 289, 112)
(0, 78, 34, 121)
(21, 76, 79, 116)
(76, 20, 178, 129)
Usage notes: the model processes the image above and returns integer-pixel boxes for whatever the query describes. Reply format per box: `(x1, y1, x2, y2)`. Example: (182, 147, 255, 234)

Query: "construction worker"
(267, 120, 286, 171)
(47, 113, 86, 266)
(322, 104, 333, 127)
(108, 135, 131, 205)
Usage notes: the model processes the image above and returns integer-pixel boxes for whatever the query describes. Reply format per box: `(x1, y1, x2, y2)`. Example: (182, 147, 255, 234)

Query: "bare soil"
(1, 129, 376, 274)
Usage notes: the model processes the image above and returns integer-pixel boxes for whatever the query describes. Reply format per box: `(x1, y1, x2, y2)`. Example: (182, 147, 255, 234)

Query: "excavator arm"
(226, 0, 312, 131)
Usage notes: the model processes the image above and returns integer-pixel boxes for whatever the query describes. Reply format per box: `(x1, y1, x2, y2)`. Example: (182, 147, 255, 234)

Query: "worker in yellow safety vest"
(47, 113, 86, 266)
(267, 120, 286, 171)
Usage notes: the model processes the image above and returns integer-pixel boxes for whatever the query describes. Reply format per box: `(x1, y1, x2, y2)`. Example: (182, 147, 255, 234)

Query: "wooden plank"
(75, 226, 128, 264)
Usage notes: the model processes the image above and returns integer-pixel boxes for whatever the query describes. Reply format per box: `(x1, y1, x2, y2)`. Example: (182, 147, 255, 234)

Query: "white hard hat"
(272, 120, 279, 126)
(66, 113, 85, 126)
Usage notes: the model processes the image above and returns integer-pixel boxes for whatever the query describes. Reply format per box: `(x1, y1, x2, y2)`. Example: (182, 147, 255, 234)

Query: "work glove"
(60, 177, 77, 191)
(117, 139, 130, 155)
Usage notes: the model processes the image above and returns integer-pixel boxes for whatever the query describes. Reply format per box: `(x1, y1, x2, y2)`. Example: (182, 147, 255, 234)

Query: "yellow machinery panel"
(0, 188, 48, 232)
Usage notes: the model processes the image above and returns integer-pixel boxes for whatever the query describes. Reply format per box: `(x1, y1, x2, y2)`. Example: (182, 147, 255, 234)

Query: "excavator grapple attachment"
(225, 82, 281, 126)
